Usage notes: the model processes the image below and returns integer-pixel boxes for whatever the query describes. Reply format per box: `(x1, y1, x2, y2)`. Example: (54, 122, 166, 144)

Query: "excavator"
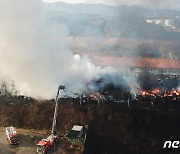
(36, 85, 65, 154)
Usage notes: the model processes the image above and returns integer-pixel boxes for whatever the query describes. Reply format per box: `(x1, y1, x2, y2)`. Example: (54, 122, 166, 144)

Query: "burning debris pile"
(81, 74, 180, 110)
(131, 75, 180, 109)
(0, 70, 179, 111)
(140, 89, 180, 98)
(135, 89, 180, 108)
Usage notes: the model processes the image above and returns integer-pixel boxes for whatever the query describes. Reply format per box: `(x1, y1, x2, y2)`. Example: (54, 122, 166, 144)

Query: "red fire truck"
(36, 134, 59, 153)
(6, 127, 19, 145)
(37, 85, 65, 153)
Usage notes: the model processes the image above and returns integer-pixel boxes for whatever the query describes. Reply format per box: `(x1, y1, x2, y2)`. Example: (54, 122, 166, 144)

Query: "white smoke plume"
(0, 0, 123, 99)
(0, 0, 139, 99)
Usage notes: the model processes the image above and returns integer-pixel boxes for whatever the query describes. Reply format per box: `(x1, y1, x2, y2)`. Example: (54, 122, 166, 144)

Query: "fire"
(140, 89, 180, 97)
(172, 90, 180, 96)
(152, 89, 160, 94)
(140, 88, 160, 97)
(89, 93, 105, 101)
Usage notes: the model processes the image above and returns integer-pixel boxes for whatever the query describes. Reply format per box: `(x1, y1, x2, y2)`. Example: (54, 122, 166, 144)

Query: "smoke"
(45, 0, 180, 10)
(96, 0, 179, 9)
(0, 0, 83, 98)
(0, 0, 137, 99)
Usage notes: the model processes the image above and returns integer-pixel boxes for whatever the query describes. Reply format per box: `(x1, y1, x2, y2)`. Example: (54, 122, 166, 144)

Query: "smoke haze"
(44, 0, 180, 10)
(0, 0, 97, 98)
(1, 0, 136, 99)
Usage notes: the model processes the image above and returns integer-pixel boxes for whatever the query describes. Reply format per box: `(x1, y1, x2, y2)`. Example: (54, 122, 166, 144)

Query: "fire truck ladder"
(51, 85, 65, 135)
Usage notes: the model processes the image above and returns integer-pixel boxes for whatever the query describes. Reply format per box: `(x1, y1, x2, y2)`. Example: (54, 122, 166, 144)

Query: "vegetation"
(47, 2, 180, 40)
(0, 95, 180, 154)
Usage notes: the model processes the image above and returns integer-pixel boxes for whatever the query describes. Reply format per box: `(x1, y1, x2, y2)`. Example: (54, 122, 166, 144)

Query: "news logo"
(163, 141, 180, 149)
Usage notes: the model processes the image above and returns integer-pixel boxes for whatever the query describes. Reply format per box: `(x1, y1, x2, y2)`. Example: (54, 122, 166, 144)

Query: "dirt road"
(0, 127, 63, 154)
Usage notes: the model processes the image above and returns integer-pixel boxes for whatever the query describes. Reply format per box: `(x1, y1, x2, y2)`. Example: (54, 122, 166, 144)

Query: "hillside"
(1, 95, 180, 154)
(45, 2, 180, 39)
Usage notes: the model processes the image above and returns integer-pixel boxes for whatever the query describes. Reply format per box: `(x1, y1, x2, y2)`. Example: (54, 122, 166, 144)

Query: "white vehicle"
(6, 127, 19, 145)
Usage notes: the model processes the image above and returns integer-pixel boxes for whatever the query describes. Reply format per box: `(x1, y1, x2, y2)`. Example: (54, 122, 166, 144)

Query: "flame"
(140, 89, 180, 97)
(152, 89, 160, 94)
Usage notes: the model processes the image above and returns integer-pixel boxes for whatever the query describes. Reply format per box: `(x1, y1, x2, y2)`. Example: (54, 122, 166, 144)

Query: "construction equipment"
(6, 127, 19, 145)
(37, 85, 65, 154)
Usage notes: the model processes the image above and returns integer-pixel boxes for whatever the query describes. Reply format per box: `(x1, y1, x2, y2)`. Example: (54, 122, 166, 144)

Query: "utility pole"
(80, 94, 83, 106)
(51, 85, 65, 135)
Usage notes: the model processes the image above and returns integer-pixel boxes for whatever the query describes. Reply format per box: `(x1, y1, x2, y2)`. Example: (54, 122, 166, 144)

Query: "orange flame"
(140, 89, 180, 97)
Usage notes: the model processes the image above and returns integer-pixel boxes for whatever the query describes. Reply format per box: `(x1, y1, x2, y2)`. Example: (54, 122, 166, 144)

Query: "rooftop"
(92, 57, 180, 69)
(72, 125, 83, 131)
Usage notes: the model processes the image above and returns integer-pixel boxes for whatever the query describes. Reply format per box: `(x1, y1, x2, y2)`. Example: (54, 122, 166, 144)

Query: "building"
(60, 125, 87, 153)
(65, 125, 87, 144)
(92, 57, 180, 75)
(146, 18, 175, 31)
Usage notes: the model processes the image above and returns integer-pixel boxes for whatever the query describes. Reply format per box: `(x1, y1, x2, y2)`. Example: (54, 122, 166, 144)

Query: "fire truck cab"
(37, 134, 58, 154)
(6, 127, 19, 145)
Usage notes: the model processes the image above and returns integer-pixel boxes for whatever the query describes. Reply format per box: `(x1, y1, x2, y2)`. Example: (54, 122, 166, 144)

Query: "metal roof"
(93, 57, 180, 69)
(72, 125, 83, 131)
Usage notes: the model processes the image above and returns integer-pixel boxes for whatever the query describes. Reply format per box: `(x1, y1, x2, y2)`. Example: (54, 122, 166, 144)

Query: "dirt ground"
(0, 127, 64, 154)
